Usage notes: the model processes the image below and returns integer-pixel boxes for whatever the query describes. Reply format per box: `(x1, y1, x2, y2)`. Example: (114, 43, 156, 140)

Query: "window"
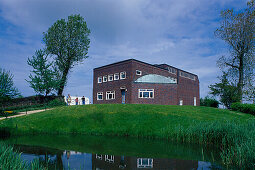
(114, 73, 119, 80)
(108, 74, 113, 81)
(194, 97, 196, 106)
(167, 67, 177, 74)
(103, 75, 107, 82)
(180, 71, 195, 80)
(105, 155, 114, 163)
(97, 92, 103, 100)
(136, 70, 142, 75)
(96, 154, 103, 160)
(120, 72, 126, 79)
(137, 158, 153, 168)
(98, 77, 102, 83)
(138, 89, 154, 98)
(106, 91, 115, 100)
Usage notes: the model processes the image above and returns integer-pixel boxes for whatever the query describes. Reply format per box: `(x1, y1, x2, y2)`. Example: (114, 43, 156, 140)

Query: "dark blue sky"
(0, 0, 247, 101)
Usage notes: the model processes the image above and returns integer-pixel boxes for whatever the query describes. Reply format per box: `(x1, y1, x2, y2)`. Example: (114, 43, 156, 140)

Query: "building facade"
(93, 59, 200, 106)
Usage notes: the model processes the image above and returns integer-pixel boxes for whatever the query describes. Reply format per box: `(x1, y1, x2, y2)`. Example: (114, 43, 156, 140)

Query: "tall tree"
(43, 14, 90, 96)
(0, 68, 20, 99)
(209, 72, 240, 109)
(27, 49, 58, 96)
(215, 0, 255, 102)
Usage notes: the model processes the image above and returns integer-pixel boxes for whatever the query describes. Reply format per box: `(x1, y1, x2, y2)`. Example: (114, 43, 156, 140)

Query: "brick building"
(93, 59, 200, 105)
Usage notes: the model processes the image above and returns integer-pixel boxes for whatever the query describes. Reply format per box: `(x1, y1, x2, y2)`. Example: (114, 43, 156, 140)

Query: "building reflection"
(17, 145, 208, 170)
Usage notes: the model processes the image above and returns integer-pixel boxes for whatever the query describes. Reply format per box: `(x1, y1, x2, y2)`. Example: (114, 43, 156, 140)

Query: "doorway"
(121, 89, 126, 104)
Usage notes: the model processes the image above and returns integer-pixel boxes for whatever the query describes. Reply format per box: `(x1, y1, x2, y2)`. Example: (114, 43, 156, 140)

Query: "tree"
(43, 14, 90, 96)
(27, 49, 59, 96)
(215, 0, 255, 102)
(0, 68, 20, 99)
(209, 72, 240, 109)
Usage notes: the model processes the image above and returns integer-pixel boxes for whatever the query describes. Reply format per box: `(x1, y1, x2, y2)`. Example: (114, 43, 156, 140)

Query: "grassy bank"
(0, 104, 255, 168)
(0, 142, 47, 170)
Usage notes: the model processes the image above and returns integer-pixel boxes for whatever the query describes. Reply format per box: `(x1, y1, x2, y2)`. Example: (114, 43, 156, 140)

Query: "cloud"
(0, 0, 248, 101)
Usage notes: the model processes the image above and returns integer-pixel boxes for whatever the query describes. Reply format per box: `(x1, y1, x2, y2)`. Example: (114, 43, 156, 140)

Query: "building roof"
(94, 59, 198, 77)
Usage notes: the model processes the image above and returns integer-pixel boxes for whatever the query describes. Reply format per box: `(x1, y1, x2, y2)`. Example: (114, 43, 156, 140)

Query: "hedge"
(231, 102, 255, 116)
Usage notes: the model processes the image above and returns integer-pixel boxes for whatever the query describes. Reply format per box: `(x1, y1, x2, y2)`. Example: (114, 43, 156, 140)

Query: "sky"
(0, 0, 248, 102)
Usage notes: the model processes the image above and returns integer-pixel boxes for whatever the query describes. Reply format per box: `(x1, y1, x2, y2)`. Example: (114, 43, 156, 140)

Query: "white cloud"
(0, 0, 248, 100)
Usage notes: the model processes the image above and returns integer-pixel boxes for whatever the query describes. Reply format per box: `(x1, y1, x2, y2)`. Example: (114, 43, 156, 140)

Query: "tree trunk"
(57, 59, 71, 96)
(238, 54, 244, 103)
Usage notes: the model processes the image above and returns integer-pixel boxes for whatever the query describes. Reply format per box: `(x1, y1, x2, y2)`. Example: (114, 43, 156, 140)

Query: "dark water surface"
(2, 135, 223, 169)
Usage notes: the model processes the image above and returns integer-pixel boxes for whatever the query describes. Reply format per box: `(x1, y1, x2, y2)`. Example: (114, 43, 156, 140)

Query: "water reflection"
(16, 145, 220, 170)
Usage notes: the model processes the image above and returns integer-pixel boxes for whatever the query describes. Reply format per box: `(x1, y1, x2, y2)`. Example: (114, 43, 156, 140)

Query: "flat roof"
(94, 59, 197, 77)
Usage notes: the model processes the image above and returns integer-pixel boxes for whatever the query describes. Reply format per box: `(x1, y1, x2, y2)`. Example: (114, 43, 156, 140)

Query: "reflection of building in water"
(137, 158, 153, 168)
(92, 154, 199, 170)
(17, 145, 201, 170)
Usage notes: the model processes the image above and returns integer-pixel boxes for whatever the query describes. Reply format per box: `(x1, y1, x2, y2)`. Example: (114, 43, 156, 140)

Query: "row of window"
(95, 154, 153, 168)
(180, 71, 196, 80)
(98, 72, 126, 83)
(97, 70, 143, 83)
(97, 89, 154, 100)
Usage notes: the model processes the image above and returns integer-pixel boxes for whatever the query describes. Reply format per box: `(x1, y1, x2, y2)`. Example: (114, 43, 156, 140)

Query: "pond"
(1, 134, 224, 169)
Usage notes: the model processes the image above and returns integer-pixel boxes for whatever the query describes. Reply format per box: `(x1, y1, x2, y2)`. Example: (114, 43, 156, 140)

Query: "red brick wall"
(93, 59, 200, 106)
(93, 60, 133, 104)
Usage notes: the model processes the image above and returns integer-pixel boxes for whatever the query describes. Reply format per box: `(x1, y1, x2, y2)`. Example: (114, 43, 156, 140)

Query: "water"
(2, 134, 223, 169)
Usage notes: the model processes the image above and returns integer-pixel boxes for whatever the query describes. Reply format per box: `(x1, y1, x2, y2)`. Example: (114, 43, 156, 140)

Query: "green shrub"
(200, 97, 219, 108)
(47, 98, 66, 107)
(231, 102, 255, 116)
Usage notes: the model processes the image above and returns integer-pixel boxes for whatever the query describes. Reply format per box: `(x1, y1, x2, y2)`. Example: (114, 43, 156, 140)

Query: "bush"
(231, 102, 255, 116)
(200, 97, 219, 108)
(47, 98, 66, 107)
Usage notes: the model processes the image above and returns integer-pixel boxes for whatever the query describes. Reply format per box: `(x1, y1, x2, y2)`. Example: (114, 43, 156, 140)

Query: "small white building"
(64, 96, 89, 105)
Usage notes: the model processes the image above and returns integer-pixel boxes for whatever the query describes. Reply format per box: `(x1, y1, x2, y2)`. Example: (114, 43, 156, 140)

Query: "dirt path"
(0, 109, 51, 121)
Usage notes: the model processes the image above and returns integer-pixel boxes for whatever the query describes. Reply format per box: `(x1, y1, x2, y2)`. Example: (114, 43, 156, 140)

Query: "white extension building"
(64, 96, 90, 105)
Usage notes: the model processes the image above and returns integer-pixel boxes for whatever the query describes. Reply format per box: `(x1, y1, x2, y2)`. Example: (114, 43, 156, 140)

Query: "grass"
(0, 142, 47, 170)
(0, 104, 255, 168)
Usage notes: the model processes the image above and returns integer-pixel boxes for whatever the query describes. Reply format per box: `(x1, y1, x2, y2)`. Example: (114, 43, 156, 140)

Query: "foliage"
(0, 68, 21, 100)
(215, 0, 255, 102)
(200, 97, 219, 108)
(0, 104, 255, 168)
(0, 142, 47, 170)
(27, 49, 59, 96)
(47, 98, 66, 107)
(209, 72, 240, 109)
(231, 102, 255, 115)
(43, 14, 90, 96)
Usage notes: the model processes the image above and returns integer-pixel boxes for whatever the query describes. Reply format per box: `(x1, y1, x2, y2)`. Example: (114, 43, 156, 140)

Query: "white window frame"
(105, 155, 114, 163)
(194, 97, 196, 106)
(137, 158, 153, 168)
(136, 70, 142, 75)
(179, 99, 183, 106)
(103, 75, 107, 82)
(108, 74, 113, 81)
(97, 92, 103, 100)
(106, 91, 115, 100)
(114, 73, 119, 80)
(138, 89, 154, 99)
(120, 72, 126, 80)
(98, 77, 102, 83)
(96, 154, 103, 160)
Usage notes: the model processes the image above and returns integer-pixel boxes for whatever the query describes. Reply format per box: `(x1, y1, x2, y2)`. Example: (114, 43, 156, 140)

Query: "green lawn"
(0, 104, 255, 168)
(0, 104, 253, 135)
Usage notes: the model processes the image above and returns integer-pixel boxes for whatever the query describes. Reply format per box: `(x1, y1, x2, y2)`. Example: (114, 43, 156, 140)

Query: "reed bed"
(0, 142, 47, 170)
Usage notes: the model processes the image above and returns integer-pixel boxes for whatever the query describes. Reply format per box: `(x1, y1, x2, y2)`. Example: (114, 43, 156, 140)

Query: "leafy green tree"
(27, 49, 59, 96)
(200, 97, 219, 108)
(43, 14, 90, 96)
(0, 68, 20, 99)
(215, 0, 255, 102)
(209, 73, 240, 109)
